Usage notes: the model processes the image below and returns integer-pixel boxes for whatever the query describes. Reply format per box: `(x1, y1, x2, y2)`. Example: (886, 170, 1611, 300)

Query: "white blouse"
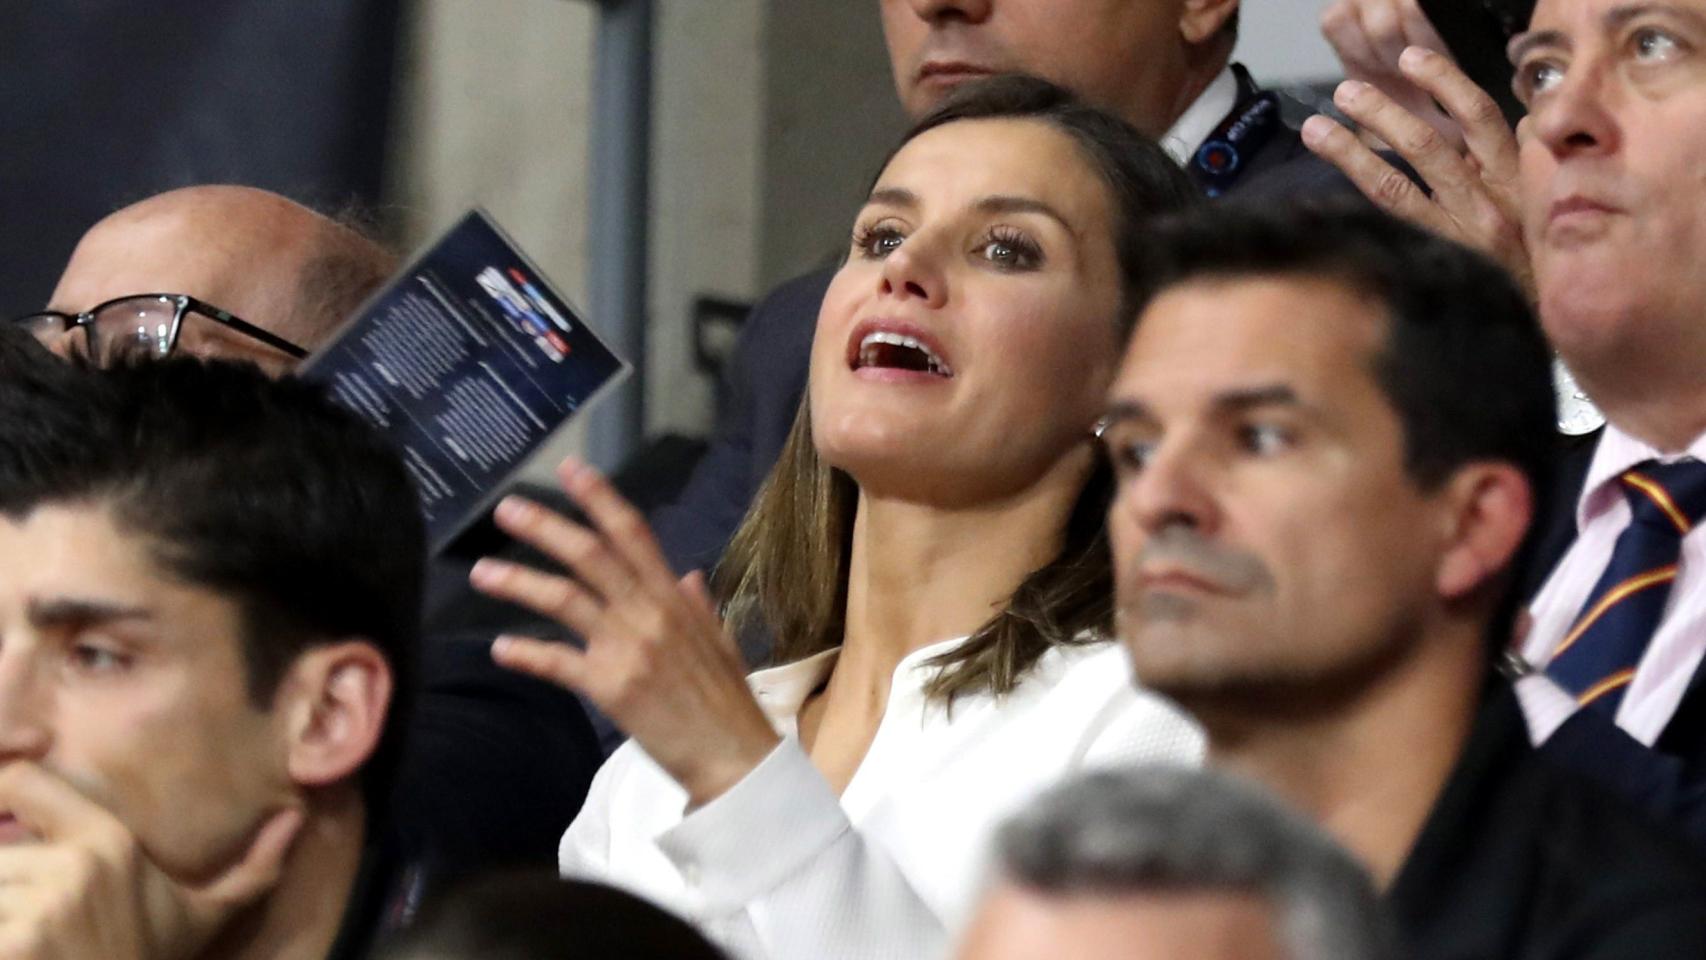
(558, 637, 1204, 960)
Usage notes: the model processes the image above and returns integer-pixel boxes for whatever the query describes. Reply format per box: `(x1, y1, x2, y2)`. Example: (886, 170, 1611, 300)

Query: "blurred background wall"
(2, 0, 1345, 478)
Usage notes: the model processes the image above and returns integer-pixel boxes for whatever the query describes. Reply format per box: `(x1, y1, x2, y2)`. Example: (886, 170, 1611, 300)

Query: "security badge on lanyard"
(1190, 67, 1283, 198)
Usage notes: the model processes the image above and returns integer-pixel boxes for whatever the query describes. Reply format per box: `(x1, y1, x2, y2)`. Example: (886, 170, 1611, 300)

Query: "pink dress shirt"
(1520, 425, 1706, 746)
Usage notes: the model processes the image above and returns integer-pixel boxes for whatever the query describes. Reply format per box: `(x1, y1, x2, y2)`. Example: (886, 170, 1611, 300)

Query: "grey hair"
(994, 766, 1398, 960)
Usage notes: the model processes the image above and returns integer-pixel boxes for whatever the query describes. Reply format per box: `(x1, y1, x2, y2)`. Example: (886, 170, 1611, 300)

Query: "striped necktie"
(1547, 459, 1706, 716)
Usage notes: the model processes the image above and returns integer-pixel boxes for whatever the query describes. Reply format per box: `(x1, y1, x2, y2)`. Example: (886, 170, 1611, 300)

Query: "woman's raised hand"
(471, 457, 781, 807)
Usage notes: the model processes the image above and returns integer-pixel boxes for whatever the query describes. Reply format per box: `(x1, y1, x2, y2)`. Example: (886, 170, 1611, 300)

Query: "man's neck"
(1582, 374, 1706, 454)
(1192, 624, 1484, 888)
(1169, 57, 1229, 131)
(206, 791, 368, 960)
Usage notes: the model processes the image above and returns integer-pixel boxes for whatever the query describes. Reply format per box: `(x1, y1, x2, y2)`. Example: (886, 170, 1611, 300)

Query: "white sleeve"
(654, 738, 948, 960)
(558, 752, 619, 879)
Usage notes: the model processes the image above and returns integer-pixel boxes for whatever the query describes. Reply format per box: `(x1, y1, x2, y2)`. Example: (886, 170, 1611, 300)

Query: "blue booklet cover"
(302, 209, 629, 553)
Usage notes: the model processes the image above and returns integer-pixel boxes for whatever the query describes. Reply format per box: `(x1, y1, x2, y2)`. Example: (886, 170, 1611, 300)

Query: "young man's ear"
(1179, 0, 1239, 47)
(278, 642, 393, 790)
(1435, 462, 1534, 601)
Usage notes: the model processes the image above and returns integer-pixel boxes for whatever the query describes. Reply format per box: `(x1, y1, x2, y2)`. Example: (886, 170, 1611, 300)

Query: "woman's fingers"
(680, 569, 743, 666)
(471, 557, 605, 638)
(556, 457, 681, 592)
(490, 496, 637, 605)
(491, 634, 592, 692)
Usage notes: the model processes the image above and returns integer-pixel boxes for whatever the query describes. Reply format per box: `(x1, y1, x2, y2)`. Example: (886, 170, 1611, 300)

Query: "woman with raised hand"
(469, 75, 1205, 959)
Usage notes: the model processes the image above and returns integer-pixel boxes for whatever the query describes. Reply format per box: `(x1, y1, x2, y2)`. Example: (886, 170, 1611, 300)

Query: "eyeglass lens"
(88, 297, 178, 365)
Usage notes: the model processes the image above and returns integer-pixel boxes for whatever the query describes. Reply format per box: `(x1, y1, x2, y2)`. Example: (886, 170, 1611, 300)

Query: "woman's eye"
(977, 231, 1042, 270)
(854, 225, 905, 259)
(1240, 423, 1293, 456)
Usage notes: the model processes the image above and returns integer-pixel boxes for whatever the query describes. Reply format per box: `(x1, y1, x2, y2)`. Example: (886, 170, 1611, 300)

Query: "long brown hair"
(712, 76, 1199, 702)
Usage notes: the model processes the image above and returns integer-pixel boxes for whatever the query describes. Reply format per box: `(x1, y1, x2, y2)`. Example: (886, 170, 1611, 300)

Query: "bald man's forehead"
(49, 203, 310, 328)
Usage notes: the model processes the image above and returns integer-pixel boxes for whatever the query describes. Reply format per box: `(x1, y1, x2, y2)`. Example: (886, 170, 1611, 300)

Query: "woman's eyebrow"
(866, 187, 919, 209)
(975, 195, 1078, 237)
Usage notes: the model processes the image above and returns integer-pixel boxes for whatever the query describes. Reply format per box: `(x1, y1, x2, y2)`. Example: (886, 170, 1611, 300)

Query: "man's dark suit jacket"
(1520, 429, 1706, 844)
(649, 74, 1351, 578)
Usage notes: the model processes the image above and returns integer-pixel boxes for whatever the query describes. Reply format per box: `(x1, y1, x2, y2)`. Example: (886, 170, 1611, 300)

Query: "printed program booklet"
(302, 209, 629, 553)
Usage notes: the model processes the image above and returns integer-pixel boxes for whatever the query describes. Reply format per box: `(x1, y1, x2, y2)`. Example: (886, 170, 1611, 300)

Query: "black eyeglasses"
(11, 294, 308, 369)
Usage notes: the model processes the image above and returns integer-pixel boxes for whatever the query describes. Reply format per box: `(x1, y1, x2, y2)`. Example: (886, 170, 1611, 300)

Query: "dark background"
(0, 0, 401, 315)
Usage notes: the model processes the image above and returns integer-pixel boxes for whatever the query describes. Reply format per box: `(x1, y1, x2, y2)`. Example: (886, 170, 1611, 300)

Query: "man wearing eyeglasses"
(22, 184, 393, 373)
(11, 184, 610, 899)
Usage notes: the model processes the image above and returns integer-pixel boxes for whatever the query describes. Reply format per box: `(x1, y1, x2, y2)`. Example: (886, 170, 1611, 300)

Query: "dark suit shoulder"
(1229, 123, 1350, 199)
(648, 264, 831, 576)
(742, 265, 836, 336)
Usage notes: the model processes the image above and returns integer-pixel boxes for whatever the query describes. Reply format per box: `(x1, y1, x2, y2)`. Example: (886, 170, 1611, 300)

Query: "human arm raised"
(1302, 44, 1534, 298)
(1321, 0, 1464, 147)
(474, 458, 959, 957)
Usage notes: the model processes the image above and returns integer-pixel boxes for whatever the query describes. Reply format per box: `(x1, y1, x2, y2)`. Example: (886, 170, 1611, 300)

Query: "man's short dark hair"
(996, 766, 1396, 960)
(1127, 202, 1557, 639)
(0, 348, 425, 809)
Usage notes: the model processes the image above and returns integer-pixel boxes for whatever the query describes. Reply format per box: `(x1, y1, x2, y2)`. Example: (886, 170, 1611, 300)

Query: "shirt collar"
(1160, 66, 1240, 166)
(1576, 422, 1706, 531)
(747, 636, 972, 723)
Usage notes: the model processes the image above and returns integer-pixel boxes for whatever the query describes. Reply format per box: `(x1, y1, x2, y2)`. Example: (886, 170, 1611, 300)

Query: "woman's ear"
(278, 641, 393, 790)
(1180, 0, 1240, 47)
(1435, 462, 1534, 601)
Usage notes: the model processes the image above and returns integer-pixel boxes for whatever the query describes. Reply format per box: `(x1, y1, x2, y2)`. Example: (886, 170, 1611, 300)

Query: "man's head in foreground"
(377, 871, 729, 960)
(1514, 0, 1706, 448)
(955, 766, 1395, 960)
(880, 0, 1241, 134)
(0, 343, 423, 920)
(1103, 204, 1555, 718)
(38, 185, 395, 373)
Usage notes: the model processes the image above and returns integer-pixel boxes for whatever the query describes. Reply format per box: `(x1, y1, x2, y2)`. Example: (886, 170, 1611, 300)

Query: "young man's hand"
(0, 763, 302, 960)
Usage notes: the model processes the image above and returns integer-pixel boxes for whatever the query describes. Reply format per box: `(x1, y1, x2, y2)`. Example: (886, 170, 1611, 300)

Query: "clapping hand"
(1321, 0, 1465, 148)
(0, 763, 301, 960)
(472, 457, 781, 807)
(1304, 42, 1535, 300)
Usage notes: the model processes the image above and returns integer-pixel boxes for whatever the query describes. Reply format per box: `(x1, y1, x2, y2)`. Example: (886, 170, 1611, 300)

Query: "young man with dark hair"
(1103, 203, 1706, 959)
(0, 348, 424, 960)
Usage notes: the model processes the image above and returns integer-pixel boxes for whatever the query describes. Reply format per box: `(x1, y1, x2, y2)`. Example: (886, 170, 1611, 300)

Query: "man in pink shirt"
(1304, 0, 1706, 835)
